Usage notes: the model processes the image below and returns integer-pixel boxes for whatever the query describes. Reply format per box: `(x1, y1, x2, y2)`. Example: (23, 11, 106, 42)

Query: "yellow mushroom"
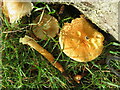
(59, 15, 104, 62)
(19, 35, 64, 73)
(2, 0, 33, 23)
(73, 75, 82, 83)
(32, 14, 59, 40)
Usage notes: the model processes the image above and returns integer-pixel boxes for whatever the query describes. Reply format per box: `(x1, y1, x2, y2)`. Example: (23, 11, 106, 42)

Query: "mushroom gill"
(32, 14, 59, 40)
(59, 15, 104, 62)
(2, 0, 33, 23)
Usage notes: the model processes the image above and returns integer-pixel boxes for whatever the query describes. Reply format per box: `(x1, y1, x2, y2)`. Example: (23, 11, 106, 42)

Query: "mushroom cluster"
(2, 1, 105, 83)
(32, 14, 59, 40)
(59, 15, 104, 62)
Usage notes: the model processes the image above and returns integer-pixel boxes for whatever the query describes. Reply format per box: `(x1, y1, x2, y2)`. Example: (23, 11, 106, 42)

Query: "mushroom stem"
(19, 35, 64, 73)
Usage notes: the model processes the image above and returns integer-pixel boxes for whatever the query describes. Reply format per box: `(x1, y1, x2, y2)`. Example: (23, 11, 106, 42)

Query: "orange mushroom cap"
(32, 14, 59, 40)
(59, 15, 104, 62)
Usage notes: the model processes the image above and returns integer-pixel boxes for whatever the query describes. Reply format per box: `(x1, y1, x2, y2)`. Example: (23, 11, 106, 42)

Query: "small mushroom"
(73, 75, 82, 83)
(19, 35, 64, 73)
(32, 14, 59, 40)
(59, 15, 104, 62)
(2, 0, 33, 23)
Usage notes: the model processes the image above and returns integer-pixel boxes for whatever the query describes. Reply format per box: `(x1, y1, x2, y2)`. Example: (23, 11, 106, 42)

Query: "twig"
(2, 30, 26, 33)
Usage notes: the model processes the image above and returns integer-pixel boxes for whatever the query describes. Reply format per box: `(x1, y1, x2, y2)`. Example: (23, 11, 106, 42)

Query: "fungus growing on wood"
(2, 0, 33, 23)
(59, 15, 104, 62)
(32, 14, 59, 40)
(19, 35, 64, 73)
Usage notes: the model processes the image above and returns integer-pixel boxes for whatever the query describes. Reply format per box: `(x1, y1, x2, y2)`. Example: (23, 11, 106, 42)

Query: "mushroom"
(73, 75, 82, 83)
(2, 0, 33, 23)
(19, 35, 84, 83)
(59, 15, 104, 62)
(32, 14, 59, 40)
(19, 35, 64, 73)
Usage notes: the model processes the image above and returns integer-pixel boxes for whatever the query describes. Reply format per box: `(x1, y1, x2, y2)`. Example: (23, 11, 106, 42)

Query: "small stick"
(19, 35, 64, 73)
(2, 30, 24, 33)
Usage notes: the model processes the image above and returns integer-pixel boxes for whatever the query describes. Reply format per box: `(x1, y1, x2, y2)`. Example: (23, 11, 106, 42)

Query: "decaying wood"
(54, 1, 119, 41)
(72, 1, 119, 41)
